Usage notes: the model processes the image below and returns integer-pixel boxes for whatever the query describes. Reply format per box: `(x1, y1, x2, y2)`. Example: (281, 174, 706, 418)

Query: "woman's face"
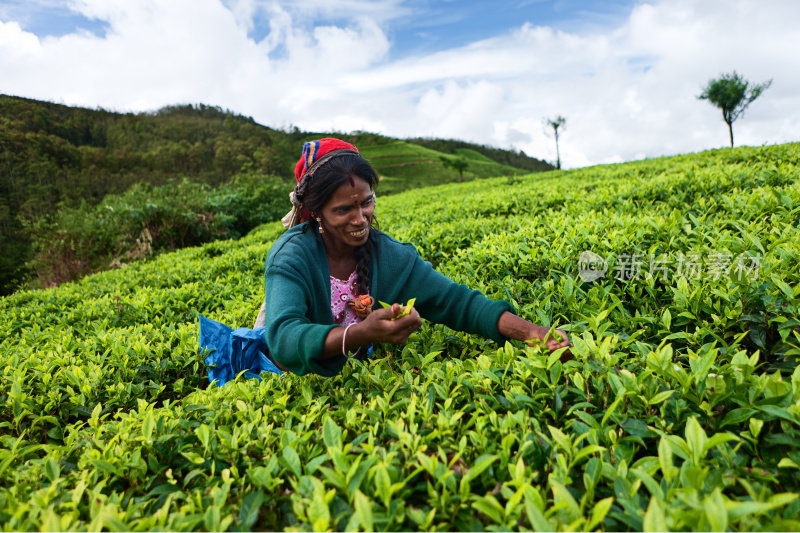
(318, 176, 375, 251)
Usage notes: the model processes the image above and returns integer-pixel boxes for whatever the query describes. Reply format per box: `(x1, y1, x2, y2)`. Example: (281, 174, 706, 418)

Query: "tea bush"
(1, 143, 799, 531)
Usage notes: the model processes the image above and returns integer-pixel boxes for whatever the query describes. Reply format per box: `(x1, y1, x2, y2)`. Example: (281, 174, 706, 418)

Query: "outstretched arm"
(497, 311, 572, 354)
(323, 308, 570, 360)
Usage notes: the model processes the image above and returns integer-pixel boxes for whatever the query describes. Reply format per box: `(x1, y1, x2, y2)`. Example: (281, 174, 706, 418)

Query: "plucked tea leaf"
(648, 390, 675, 405)
(204, 505, 221, 532)
(307, 492, 331, 531)
(771, 275, 795, 300)
(727, 493, 799, 520)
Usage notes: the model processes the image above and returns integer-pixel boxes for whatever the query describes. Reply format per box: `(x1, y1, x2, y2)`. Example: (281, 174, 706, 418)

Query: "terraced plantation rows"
(1, 143, 799, 531)
(358, 140, 525, 195)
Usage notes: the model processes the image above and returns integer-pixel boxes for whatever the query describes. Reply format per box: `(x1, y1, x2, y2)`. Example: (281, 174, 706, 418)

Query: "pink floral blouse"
(330, 270, 366, 326)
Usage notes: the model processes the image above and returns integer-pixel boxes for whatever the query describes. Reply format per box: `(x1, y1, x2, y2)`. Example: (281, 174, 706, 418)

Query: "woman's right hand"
(357, 303, 422, 344)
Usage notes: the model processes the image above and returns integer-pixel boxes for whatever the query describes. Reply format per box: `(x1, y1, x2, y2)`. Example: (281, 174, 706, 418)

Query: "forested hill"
(0, 95, 296, 203)
(0, 94, 551, 294)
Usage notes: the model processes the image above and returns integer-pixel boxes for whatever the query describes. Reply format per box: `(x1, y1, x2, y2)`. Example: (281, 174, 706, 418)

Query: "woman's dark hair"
(294, 153, 379, 295)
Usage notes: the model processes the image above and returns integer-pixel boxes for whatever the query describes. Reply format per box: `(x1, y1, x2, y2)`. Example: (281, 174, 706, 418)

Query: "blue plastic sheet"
(198, 315, 283, 386)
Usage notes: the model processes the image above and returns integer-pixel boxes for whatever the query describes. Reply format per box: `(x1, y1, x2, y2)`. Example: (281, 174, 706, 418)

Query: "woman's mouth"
(349, 228, 367, 238)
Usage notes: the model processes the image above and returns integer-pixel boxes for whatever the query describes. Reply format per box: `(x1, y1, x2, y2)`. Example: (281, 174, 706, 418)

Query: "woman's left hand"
(534, 326, 572, 354)
(497, 312, 572, 358)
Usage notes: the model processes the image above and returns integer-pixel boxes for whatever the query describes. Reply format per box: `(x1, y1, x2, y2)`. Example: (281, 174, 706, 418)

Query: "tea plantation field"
(1, 143, 799, 531)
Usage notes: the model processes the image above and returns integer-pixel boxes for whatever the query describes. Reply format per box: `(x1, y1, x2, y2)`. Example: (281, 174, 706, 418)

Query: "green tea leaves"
(643, 496, 668, 532)
(282, 446, 302, 479)
(323, 417, 343, 450)
(237, 491, 264, 530)
(353, 490, 374, 532)
(2, 143, 800, 530)
(379, 298, 417, 319)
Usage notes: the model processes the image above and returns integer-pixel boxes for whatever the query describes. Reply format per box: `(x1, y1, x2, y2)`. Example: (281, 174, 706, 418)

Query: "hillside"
(1, 143, 799, 530)
(405, 136, 552, 173)
(0, 94, 551, 294)
(357, 139, 526, 195)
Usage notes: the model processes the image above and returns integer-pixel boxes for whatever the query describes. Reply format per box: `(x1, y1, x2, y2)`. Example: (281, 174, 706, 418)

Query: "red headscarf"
(282, 138, 360, 228)
(294, 138, 359, 184)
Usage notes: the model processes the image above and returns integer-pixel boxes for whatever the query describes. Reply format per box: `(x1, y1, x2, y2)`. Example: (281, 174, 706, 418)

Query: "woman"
(255, 138, 570, 377)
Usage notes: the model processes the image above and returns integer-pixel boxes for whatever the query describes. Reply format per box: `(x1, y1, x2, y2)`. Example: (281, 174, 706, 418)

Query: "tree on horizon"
(440, 156, 469, 180)
(544, 115, 566, 169)
(699, 71, 772, 148)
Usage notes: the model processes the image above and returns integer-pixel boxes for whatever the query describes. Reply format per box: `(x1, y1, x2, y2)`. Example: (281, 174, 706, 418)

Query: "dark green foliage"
(0, 227, 30, 295)
(439, 156, 469, 179)
(26, 173, 288, 287)
(699, 71, 772, 147)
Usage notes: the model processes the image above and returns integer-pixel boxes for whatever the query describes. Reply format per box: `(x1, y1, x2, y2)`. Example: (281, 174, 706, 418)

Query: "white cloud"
(415, 80, 506, 139)
(0, 19, 40, 54)
(1, 0, 798, 168)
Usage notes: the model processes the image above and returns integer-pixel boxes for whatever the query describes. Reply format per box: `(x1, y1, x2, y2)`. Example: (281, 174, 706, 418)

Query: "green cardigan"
(264, 223, 513, 376)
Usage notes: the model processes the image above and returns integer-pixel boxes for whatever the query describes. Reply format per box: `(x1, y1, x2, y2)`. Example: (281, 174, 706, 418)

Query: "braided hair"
(293, 153, 379, 295)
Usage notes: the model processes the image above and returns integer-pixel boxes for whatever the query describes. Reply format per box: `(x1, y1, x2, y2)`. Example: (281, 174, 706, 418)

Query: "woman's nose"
(352, 207, 367, 224)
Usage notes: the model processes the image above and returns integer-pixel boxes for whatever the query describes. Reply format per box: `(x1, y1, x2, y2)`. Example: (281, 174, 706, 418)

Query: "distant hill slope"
(405, 137, 552, 173)
(0, 94, 551, 293)
(283, 133, 550, 195)
(357, 139, 529, 195)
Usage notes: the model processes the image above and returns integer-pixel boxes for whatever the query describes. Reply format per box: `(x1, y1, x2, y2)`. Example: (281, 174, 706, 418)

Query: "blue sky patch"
(383, 0, 637, 59)
(0, 0, 108, 38)
(231, 0, 637, 61)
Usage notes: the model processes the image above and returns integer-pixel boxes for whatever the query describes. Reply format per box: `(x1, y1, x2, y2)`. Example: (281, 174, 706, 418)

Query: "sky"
(1, 0, 798, 168)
